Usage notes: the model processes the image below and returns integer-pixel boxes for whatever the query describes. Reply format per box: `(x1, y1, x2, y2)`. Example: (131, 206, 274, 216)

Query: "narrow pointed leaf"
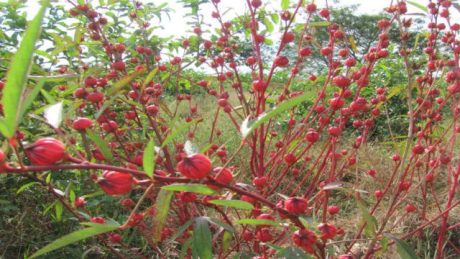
(143, 139, 155, 178)
(152, 189, 173, 242)
(161, 184, 216, 195)
(85, 129, 114, 162)
(193, 217, 213, 259)
(29, 222, 119, 258)
(1, 0, 50, 138)
(208, 200, 254, 210)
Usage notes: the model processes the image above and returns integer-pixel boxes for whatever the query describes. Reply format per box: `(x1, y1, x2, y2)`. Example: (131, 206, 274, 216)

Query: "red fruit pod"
(256, 228, 273, 242)
(252, 79, 267, 92)
(87, 91, 104, 103)
(74, 197, 86, 208)
(305, 129, 320, 143)
(177, 153, 212, 179)
(98, 170, 133, 195)
(285, 197, 308, 214)
(252, 176, 267, 187)
(25, 138, 66, 165)
(318, 223, 337, 240)
(72, 117, 93, 131)
(274, 55, 289, 67)
(292, 228, 317, 250)
(327, 205, 340, 215)
(108, 233, 122, 243)
(111, 61, 126, 71)
(213, 167, 233, 185)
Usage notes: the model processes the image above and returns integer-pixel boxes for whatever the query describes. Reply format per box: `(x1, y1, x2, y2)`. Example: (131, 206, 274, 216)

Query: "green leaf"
(40, 88, 57, 104)
(180, 237, 193, 259)
(308, 21, 330, 27)
(271, 13, 280, 24)
(152, 189, 173, 242)
(385, 234, 420, 259)
(193, 217, 213, 259)
(28, 222, 119, 258)
(85, 129, 114, 162)
(142, 139, 155, 178)
(168, 219, 193, 242)
(236, 219, 278, 226)
(95, 70, 142, 118)
(356, 196, 378, 238)
(161, 184, 216, 195)
(208, 200, 254, 210)
(1, 0, 50, 138)
(204, 217, 234, 233)
(18, 80, 45, 124)
(263, 17, 274, 32)
(222, 231, 232, 253)
(276, 247, 312, 258)
(407, 1, 428, 13)
(161, 119, 197, 148)
(142, 67, 158, 88)
(16, 182, 39, 194)
(241, 93, 311, 138)
(281, 0, 290, 10)
(54, 202, 63, 222)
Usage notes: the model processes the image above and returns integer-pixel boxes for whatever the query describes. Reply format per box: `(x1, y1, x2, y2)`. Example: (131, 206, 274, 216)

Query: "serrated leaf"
(43, 101, 63, 128)
(28, 222, 119, 258)
(152, 189, 173, 242)
(1, 0, 50, 138)
(85, 129, 114, 162)
(161, 184, 216, 195)
(208, 200, 254, 210)
(143, 139, 155, 178)
(236, 219, 278, 226)
(193, 217, 213, 259)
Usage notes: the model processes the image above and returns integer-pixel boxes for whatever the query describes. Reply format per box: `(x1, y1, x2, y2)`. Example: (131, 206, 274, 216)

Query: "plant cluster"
(0, 0, 460, 258)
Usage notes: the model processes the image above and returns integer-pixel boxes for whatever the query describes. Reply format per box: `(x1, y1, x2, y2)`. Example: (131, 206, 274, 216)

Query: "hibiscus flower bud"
(98, 170, 133, 195)
(285, 197, 308, 214)
(72, 117, 93, 131)
(177, 153, 212, 179)
(25, 138, 66, 165)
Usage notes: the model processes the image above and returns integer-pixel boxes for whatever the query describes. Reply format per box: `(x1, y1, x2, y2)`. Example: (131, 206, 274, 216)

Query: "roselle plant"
(0, 0, 459, 258)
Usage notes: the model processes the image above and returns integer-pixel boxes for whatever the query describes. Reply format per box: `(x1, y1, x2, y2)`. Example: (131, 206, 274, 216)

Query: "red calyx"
(98, 170, 133, 195)
(284, 197, 308, 214)
(177, 153, 212, 179)
(25, 138, 66, 165)
(292, 228, 317, 253)
(72, 117, 93, 131)
(274, 56, 289, 67)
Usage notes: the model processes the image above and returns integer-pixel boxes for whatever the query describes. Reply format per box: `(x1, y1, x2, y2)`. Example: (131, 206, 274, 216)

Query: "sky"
(11, 0, 457, 39)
